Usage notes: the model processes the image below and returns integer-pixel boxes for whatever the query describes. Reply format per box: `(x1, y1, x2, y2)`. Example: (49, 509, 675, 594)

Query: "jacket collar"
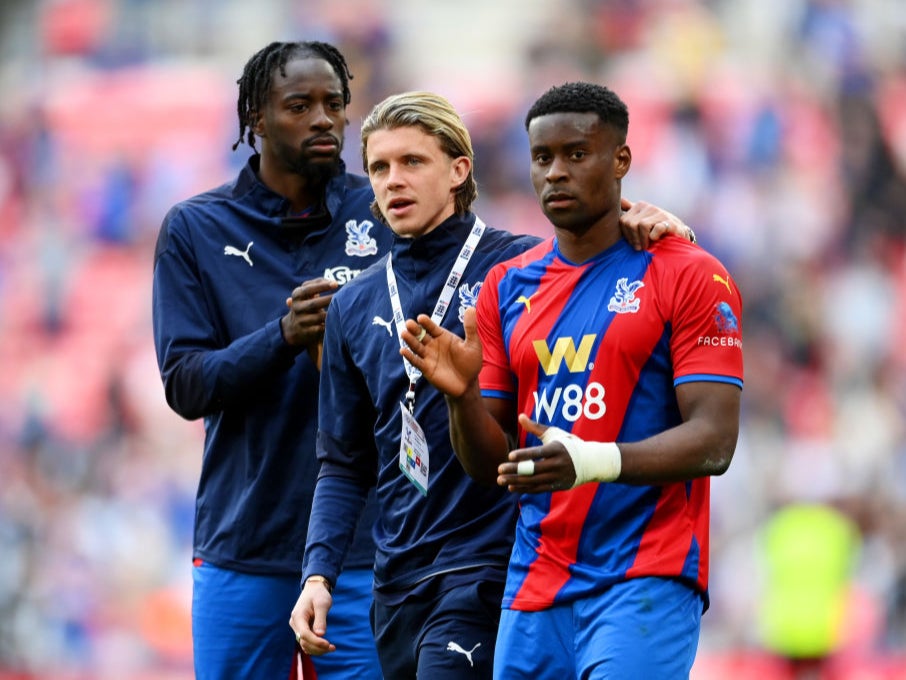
(389, 212, 478, 277)
(235, 154, 350, 221)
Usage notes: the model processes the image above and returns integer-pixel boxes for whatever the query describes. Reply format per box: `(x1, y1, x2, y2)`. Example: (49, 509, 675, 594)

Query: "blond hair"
(361, 91, 478, 221)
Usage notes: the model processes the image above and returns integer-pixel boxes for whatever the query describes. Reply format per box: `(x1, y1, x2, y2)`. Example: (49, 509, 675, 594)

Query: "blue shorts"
(192, 561, 380, 679)
(494, 577, 702, 679)
(371, 576, 504, 679)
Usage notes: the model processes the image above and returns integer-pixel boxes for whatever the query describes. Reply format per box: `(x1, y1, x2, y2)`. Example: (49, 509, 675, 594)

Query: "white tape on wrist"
(540, 427, 621, 487)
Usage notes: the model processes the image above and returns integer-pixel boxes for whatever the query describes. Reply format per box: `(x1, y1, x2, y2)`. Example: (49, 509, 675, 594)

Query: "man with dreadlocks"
(152, 41, 390, 679)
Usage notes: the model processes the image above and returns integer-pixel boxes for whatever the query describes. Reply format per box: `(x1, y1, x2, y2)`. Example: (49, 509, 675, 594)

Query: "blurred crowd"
(0, 0, 905, 677)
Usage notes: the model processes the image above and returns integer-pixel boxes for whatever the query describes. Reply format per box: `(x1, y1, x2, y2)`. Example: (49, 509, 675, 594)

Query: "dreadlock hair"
(524, 82, 629, 144)
(232, 41, 353, 151)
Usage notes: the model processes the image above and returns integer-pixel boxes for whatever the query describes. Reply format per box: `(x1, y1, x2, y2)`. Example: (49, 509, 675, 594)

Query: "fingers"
(289, 592, 336, 656)
(497, 415, 575, 493)
(620, 199, 690, 251)
(295, 628, 335, 656)
(311, 600, 330, 639)
(496, 451, 565, 494)
(287, 278, 339, 314)
(517, 413, 546, 438)
(400, 313, 445, 351)
(294, 278, 339, 299)
(619, 197, 648, 251)
(283, 280, 339, 347)
(400, 316, 430, 358)
(461, 307, 478, 343)
(288, 289, 335, 314)
(497, 443, 550, 491)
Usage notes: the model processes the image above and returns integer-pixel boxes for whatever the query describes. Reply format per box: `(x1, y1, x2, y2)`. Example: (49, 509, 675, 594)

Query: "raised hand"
(399, 307, 483, 398)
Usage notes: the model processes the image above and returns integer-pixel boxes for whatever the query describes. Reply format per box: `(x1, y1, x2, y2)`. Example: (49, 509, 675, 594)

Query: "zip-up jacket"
(303, 212, 541, 594)
(152, 156, 393, 574)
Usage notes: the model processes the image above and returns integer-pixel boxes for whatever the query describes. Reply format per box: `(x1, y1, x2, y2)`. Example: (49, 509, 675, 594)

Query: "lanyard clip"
(405, 382, 416, 413)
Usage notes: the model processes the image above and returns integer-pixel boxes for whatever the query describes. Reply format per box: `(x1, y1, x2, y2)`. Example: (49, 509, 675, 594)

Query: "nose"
(545, 157, 568, 182)
(385, 162, 405, 189)
(310, 103, 334, 129)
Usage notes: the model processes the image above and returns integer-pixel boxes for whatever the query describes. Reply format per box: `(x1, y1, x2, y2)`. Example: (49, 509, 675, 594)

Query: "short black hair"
(232, 41, 353, 151)
(524, 82, 629, 142)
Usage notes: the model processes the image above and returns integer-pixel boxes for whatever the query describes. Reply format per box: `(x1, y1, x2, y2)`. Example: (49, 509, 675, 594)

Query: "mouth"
(306, 136, 340, 154)
(543, 192, 576, 210)
(386, 197, 415, 215)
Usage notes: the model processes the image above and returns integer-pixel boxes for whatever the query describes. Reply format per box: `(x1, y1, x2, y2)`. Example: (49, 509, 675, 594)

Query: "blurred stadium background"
(0, 0, 905, 677)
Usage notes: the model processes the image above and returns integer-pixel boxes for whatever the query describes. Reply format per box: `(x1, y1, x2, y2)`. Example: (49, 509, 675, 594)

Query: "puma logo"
(372, 316, 393, 336)
(446, 641, 481, 667)
(517, 295, 532, 312)
(712, 273, 732, 293)
(224, 241, 254, 267)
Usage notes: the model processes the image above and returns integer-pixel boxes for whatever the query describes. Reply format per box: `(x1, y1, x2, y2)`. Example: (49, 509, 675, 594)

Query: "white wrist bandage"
(540, 427, 621, 487)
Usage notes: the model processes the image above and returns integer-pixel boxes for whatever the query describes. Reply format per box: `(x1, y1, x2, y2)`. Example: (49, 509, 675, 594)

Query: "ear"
(450, 155, 471, 186)
(614, 143, 632, 180)
(251, 110, 265, 138)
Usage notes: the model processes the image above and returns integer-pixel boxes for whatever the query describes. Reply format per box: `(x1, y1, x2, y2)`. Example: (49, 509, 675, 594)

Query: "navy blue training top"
(152, 156, 393, 575)
(303, 212, 541, 595)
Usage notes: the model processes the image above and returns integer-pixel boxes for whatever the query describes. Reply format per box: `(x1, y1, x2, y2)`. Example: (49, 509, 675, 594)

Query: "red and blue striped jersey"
(476, 235, 743, 611)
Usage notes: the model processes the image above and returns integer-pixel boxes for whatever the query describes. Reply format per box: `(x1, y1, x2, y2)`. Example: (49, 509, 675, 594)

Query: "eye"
(290, 103, 309, 114)
(369, 162, 388, 175)
(570, 150, 588, 161)
(533, 153, 551, 165)
(329, 100, 344, 112)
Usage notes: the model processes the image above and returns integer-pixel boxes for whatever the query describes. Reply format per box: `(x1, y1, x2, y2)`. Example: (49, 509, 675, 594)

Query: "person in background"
(152, 41, 389, 679)
(290, 89, 696, 678)
(400, 81, 743, 679)
(758, 502, 862, 679)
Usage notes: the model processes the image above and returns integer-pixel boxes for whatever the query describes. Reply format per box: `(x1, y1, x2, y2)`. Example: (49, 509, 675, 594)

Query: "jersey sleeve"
(475, 263, 516, 399)
(663, 246, 744, 387)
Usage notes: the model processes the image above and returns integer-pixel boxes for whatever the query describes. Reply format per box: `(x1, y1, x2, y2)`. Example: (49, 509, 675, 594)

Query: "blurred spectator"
(756, 502, 861, 679)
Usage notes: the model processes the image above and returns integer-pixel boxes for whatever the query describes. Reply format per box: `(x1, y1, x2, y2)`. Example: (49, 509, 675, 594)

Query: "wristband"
(305, 575, 333, 593)
(540, 427, 621, 487)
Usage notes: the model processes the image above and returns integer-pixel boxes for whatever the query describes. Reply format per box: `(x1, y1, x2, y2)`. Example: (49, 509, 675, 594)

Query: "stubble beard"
(291, 153, 341, 188)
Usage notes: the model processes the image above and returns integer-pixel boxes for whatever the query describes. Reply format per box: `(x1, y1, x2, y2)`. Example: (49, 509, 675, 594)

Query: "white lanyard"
(386, 216, 486, 410)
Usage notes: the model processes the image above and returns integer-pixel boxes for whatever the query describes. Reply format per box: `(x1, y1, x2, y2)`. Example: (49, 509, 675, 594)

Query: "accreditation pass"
(399, 403, 429, 495)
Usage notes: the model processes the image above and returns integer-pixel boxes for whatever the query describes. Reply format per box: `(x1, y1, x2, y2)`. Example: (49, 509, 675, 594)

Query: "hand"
(619, 197, 694, 251)
(281, 278, 338, 349)
(289, 578, 335, 656)
(399, 308, 483, 398)
(496, 414, 578, 493)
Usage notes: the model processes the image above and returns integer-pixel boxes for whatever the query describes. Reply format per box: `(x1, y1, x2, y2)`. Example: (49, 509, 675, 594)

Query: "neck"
(554, 222, 621, 263)
(265, 171, 324, 214)
(389, 206, 461, 240)
(257, 156, 331, 214)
